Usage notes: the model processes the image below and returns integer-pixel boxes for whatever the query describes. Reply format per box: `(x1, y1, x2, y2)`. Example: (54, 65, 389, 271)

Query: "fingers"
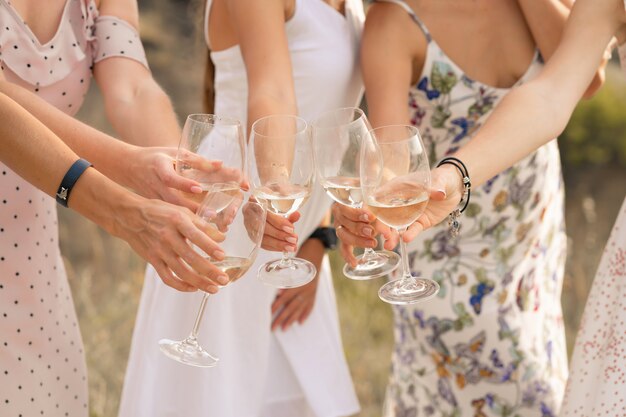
(263, 220, 298, 252)
(262, 211, 298, 252)
(335, 222, 378, 249)
(339, 240, 357, 267)
(161, 251, 221, 293)
(152, 261, 197, 292)
(332, 204, 378, 248)
(179, 149, 223, 173)
(403, 221, 425, 243)
(271, 291, 312, 331)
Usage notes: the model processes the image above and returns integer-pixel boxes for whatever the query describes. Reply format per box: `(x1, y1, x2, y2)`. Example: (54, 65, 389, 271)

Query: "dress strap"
(374, 0, 431, 42)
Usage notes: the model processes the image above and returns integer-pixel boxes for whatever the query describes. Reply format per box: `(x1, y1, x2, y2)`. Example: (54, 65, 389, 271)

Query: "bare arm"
(457, 0, 621, 187)
(0, 78, 204, 209)
(0, 92, 228, 292)
(94, 0, 181, 147)
(516, 0, 607, 97)
(399, 0, 625, 242)
(227, 0, 298, 131)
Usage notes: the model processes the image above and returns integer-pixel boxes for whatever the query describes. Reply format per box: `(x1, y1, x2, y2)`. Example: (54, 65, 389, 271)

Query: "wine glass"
(248, 114, 316, 288)
(158, 189, 266, 367)
(312, 107, 400, 280)
(176, 114, 245, 206)
(360, 125, 440, 304)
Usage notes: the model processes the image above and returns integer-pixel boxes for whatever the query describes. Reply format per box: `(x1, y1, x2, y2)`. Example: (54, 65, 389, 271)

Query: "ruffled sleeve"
(91, 16, 148, 69)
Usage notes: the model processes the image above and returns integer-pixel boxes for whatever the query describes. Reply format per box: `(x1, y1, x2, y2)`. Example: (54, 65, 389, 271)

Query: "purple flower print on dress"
(430, 230, 460, 260)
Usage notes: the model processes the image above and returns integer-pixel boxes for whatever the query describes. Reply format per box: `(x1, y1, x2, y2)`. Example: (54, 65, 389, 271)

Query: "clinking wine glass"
(312, 107, 400, 280)
(176, 114, 245, 206)
(158, 189, 266, 367)
(248, 114, 317, 288)
(360, 125, 440, 304)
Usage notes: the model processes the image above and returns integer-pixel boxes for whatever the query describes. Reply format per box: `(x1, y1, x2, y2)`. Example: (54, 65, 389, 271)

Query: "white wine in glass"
(249, 114, 317, 288)
(361, 125, 440, 304)
(158, 189, 266, 367)
(312, 107, 400, 280)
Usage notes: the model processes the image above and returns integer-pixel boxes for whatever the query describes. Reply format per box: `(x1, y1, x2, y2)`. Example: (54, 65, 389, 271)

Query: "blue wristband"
(56, 159, 92, 207)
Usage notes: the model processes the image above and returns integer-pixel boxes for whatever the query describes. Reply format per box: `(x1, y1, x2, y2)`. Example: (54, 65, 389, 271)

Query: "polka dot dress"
(560, 198, 626, 417)
(0, 0, 148, 415)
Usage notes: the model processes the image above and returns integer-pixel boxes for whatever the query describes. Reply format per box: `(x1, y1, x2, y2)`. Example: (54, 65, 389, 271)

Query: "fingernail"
(190, 185, 203, 194)
(363, 226, 374, 237)
(286, 236, 297, 244)
(434, 189, 446, 199)
(217, 275, 229, 286)
(360, 213, 370, 222)
(213, 250, 225, 260)
(206, 285, 219, 294)
(282, 226, 294, 233)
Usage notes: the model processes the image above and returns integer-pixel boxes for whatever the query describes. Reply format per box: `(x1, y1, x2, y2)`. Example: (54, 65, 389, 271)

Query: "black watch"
(308, 227, 338, 250)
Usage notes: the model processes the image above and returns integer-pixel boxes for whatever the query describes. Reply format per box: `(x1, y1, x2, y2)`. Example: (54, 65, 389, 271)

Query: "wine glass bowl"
(175, 114, 245, 205)
(248, 115, 317, 288)
(361, 124, 440, 304)
(158, 188, 266, 367)
(312, 107, 400, 280)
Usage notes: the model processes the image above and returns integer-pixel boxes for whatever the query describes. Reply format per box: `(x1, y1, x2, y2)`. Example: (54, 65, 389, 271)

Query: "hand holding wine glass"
(312, 107, 400, 279)
(175, 114, 247, 209)
(158, 189, 266, 367)
(248, 114, 317, 288)
(361, 125, 440, 304)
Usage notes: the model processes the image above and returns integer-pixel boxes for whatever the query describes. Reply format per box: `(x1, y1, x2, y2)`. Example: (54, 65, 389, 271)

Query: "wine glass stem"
(188, 292, 210, 341)
(279, 214, 295, 267)
(397, 228, 412, 280)
(354, 202, 377, 260)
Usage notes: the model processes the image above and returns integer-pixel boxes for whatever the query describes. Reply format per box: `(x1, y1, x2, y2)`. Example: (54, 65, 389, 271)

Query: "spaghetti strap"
(374, 0, 431, 41)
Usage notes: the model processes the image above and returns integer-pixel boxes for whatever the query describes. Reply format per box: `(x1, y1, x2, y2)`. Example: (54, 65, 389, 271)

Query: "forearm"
(103, 76, 181, 147)
(0, 91, 138, 236)
(0, 80, 137, 186)
(455, 79, 570, 186)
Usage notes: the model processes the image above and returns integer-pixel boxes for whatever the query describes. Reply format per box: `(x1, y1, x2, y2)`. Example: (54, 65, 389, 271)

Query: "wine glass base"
(258, 258, 316, 288)
(378, 278, 440, 305)
(158, 338, 219, 368)
(343, 250, 400, 280)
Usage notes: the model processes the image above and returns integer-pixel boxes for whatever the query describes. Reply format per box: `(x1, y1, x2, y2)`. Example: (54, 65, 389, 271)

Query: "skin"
(208, 0, 346, 330)
(0, 91, 228, 293)
(400, 0, 626, 242)
(335, 0, 609, 256)
(0, 0, 241, 291)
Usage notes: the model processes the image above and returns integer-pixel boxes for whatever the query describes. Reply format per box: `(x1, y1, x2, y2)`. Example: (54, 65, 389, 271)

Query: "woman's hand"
(260, 211, 301, 252)
(112, 194, 230, 293)
(385, 164, 464, 247)
(270, 238, 323, 331)
(124, 145, 247, 212)
(331, 204, 394, 267)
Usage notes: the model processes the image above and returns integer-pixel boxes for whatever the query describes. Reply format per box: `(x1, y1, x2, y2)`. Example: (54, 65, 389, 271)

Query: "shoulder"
(362, 2, 425, 67)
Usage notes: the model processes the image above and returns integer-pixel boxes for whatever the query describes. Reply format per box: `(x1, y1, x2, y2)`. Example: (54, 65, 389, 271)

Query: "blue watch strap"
(56, 159, 92, 207)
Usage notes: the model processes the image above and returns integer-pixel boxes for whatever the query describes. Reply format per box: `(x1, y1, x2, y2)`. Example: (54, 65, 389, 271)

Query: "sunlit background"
(63, 1, 626, 415)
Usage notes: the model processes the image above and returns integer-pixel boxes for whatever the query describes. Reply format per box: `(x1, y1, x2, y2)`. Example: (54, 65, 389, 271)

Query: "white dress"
(118, 1, 364, 416)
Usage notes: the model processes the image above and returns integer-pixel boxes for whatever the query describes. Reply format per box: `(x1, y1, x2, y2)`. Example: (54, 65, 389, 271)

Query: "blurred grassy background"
(62, 1, 626, 416)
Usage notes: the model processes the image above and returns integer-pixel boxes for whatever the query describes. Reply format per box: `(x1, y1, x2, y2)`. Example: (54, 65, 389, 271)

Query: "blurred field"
(60, 2, 626, 416)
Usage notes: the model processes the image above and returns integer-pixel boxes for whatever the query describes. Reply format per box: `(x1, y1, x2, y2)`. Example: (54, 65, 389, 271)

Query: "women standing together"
(2, 0, 624, 416)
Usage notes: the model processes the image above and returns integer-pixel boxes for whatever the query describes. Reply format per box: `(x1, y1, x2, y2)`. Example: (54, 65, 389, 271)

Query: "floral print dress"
(378, 2, 569, 416)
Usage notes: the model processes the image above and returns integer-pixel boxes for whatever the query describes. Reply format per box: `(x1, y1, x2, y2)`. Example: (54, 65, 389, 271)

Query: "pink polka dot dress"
(560, 14, 626, 415)
(0, 0, 147, 415)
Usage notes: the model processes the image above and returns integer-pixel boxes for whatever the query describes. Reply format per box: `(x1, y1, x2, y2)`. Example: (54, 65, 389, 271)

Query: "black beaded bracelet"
(436, 157, 471, 237)
(56, 159, 92, 208)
